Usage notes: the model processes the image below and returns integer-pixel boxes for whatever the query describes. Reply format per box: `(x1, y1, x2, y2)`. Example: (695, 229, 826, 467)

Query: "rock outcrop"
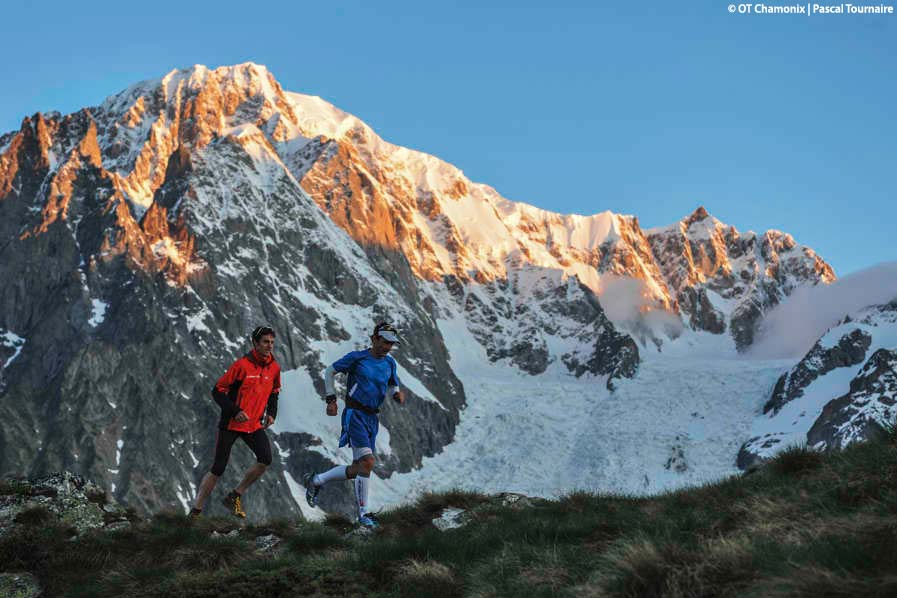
(764, 329, 872, 415)
(0, 471, 134, 538)
(738, 299, 897, 469)
(807, 348, 897, 450)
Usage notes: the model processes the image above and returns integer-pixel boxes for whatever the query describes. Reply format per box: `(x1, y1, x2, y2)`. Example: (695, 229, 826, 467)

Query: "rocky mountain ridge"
(284, 84, 834, 350)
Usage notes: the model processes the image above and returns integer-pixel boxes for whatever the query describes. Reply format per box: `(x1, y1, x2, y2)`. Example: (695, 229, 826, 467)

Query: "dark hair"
(251, 325, 275, 343)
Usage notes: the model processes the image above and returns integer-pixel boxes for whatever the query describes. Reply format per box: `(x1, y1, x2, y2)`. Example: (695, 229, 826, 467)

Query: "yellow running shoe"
(222, 491, 246, 518)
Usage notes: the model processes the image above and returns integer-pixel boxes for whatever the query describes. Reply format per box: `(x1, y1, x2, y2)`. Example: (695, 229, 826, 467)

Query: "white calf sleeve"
(354, 475, 370, 517)
(313, 464, 347, 486)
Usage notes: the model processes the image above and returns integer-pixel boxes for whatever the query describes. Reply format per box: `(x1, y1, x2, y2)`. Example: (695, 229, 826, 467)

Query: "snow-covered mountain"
(1, 62, 883, 518)
(283, 85, 834, 352)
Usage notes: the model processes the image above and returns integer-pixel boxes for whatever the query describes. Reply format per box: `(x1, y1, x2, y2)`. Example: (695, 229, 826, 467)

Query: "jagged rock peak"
(685, 205, 710, 225)
(677, 206, 729, 239)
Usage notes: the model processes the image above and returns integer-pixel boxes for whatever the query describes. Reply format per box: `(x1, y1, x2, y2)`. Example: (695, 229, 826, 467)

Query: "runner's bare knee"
(359, 455, 375, 475)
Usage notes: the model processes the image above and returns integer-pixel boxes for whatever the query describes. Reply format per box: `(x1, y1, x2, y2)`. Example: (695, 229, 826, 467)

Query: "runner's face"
(371, 334, 395, 357)
(254, 334, 275, 357)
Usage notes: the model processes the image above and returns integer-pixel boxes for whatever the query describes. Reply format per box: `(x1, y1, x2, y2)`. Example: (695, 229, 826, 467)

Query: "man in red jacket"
(190, 326, 281, 519)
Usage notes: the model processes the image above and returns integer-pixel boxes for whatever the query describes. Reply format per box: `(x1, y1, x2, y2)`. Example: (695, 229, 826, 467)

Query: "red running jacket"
(212, 350, 281, 432)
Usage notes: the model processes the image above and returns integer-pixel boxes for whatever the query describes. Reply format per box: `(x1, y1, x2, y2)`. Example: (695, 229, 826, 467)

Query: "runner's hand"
(264, 415, 275, 428)
(393, 390, 404, 404)
(326, 401, 338, 416)
(234, 410, 249, 423)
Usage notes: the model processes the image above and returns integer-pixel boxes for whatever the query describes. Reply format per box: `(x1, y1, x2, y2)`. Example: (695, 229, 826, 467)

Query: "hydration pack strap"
(345, 397, 380, 415)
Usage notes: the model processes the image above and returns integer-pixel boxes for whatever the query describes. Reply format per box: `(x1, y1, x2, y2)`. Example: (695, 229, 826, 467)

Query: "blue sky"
(2, 0, 894, 275)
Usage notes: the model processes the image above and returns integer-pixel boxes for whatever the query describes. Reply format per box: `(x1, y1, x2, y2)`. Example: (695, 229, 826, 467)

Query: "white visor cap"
(378, 329, 400, 344)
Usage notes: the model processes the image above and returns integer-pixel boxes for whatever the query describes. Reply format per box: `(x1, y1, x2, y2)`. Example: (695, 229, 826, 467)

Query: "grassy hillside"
(3, 430, 897, 597)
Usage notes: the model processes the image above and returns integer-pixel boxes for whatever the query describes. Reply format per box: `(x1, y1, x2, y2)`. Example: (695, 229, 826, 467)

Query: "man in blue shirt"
(303, 322, 404, 528)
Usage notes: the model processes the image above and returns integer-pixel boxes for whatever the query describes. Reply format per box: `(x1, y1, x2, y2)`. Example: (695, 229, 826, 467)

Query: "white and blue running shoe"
(302, 472, 321, 508)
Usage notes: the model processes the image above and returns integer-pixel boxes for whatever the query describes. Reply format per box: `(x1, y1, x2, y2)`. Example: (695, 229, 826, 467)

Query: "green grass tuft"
(879, 417, 897, 444)
(0, 479, 31, 496)
(285, 523, 345, 554)
(13, 505, 55, 526)
(770, 443, 824, 476)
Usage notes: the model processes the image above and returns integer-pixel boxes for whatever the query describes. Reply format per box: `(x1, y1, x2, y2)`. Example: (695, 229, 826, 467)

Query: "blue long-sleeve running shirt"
(325, 350, 401, 410)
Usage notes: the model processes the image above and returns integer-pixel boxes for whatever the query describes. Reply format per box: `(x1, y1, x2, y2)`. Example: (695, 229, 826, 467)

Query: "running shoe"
(222, 490, 246, 518)
(303, 472, 321, 508)
(357, 513, 379, 529)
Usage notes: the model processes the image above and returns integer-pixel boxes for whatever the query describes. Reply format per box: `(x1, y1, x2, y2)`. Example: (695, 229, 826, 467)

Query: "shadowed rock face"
(736, 435, 782, 470)
(807, 348, 897, 450)
(443, 270, 639, 384)
(764, 329, 872, 416)
(0, 116, 302, 518)
(737, 300, 897, 471)
(678, 287, 726, 335)
(737, 328, 873, 470)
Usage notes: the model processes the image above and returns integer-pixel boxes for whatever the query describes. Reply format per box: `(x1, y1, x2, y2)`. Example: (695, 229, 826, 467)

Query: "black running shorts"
(210, 428, 272, 476)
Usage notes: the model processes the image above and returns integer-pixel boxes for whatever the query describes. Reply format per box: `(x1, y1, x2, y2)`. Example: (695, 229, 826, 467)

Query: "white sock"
(354, 475, 370, 518)
(314, 465, 347, 486)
